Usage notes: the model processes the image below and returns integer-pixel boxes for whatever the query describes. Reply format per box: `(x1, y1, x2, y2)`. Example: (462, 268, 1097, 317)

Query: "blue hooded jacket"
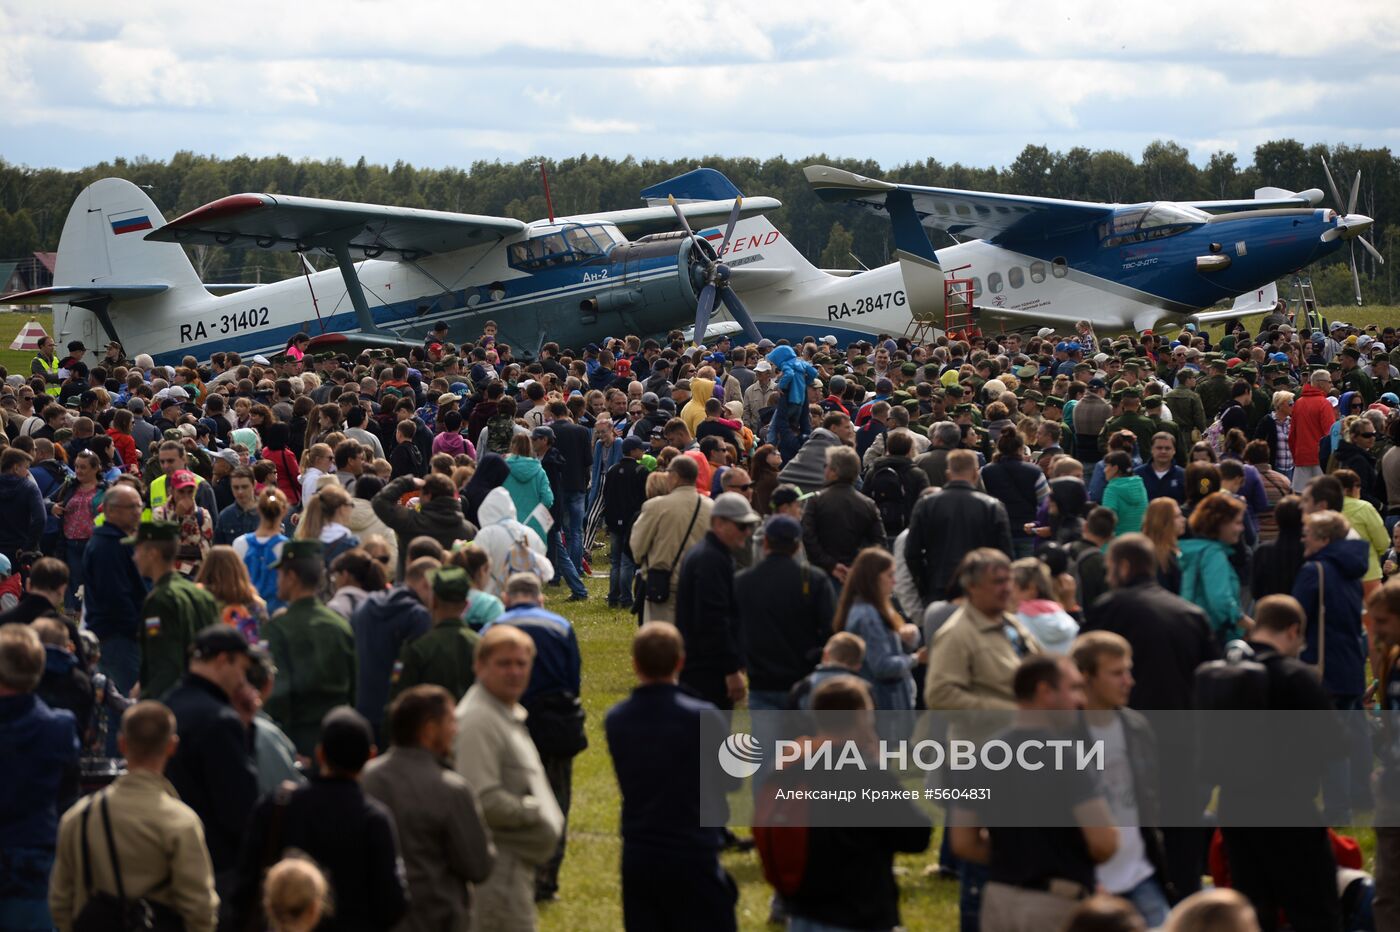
(1293, 537, 1370, 696)
(767, 345, 817, 406)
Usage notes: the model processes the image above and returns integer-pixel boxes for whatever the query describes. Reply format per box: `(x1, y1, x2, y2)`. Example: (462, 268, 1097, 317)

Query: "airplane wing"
(804, 165, 1113, 244)
(146, 194, 527, 260)
(0, 284, 169, 305)
(562, 197, 782, 240)
(1184, 187, 1324, 213)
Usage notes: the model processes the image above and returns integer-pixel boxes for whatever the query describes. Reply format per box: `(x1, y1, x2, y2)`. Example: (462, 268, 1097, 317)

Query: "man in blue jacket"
(1134, 433, 1185, 504)
(81, 484, 147, 697)
(606, 622, 738, 932)
(347, 556, 434, 746)
(0, 448, 46, 567)
(0, 622, 79, 930)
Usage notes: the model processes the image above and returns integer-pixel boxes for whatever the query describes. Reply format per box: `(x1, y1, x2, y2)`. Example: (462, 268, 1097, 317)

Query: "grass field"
(532, 568, 961, 932)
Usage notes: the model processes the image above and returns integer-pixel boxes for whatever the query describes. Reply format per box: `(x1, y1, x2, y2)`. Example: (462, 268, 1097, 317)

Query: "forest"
(0, 140, 1396, 308)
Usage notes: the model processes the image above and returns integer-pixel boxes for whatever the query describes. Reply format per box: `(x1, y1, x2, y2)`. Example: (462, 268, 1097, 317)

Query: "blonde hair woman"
(299, 442, 335, 505)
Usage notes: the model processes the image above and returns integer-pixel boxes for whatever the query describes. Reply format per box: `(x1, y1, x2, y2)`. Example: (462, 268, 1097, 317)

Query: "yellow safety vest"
(144, 471, 206, 522)
(35, 354, 60, 396)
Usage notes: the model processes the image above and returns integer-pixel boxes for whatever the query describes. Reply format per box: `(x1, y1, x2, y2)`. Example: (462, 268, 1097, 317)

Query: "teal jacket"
(1102, 475, 1149, 535)
(1179, 537, 1242, 641)
(503, 455, 554, 538)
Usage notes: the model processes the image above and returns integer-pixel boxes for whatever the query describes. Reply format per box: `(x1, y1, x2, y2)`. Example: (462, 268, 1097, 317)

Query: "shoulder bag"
(645, 498, 702, 604)
(72, 792, 186, 932)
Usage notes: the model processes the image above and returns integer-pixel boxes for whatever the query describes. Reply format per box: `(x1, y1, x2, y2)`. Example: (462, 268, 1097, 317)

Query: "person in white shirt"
(1071, 630, 1172, 928)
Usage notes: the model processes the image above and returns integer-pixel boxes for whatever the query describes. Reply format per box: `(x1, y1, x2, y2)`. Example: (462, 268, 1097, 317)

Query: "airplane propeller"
(667, 194, 763, 345)
(1320, 157, 1385, 306)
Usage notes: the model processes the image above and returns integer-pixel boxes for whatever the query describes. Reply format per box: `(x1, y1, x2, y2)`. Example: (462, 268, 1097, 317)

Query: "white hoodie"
(473, 487, 553, 596)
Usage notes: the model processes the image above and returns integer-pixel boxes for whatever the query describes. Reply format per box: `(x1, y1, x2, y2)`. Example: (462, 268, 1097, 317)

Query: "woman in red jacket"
(106, 408, 141, 472)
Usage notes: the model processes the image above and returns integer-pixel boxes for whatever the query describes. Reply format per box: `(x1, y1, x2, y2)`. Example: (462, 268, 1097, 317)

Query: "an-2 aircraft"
(0, 176, 779, 366)
(659, 160, 1380, 345)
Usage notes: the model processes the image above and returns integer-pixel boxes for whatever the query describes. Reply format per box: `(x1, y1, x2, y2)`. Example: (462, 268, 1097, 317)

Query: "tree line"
(0, 141, 1397, 306)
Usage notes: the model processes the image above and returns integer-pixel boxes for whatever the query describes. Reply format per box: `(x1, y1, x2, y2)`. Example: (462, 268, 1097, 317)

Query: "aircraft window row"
(508, 223, 618, 270)
(968, 257, 1068, 298)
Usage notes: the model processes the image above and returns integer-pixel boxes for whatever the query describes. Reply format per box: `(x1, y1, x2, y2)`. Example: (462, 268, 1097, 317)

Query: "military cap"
(431, 566, 471, 602)
(900, 362, 918, 375)
(1074, 362, 1094, 373)
(1120, 385, 1143, 397)
(945, 383, 965, 396)
(853, 355, 868, 365)
(892, 390, 911, 402)
(122, 520, 181, 546)
(954, 402, 974, 413)
(1037, 375, 1053, 387)
(1022, 390, 1044, 403)
(1016, 365, 1038, 379)
(270, 539, 325, 567)
(1123, 360, 1142, 372)
(192, 624, 251, 661)
(901, 398, 920, 410)
(1143, 394, 1164, 409)
(1041, 395, 1065, 410)
(1341, 346, 1362, 361)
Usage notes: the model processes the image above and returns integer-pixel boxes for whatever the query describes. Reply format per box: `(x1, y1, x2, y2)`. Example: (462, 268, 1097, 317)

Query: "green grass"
(0, 309, 53, 375)
(534, 566, 959, 931)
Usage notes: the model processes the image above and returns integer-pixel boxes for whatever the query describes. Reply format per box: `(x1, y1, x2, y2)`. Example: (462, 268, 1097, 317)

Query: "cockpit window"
(1098, 202, 1207, 248)
(508, 223, 618, 270)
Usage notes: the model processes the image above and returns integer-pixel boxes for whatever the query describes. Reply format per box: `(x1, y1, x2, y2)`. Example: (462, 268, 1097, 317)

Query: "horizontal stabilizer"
(640, 168, 744, 205)
(203, 283, 261, 296)
(0, 284, 169, 306)
(1190, 282, 1280, 324)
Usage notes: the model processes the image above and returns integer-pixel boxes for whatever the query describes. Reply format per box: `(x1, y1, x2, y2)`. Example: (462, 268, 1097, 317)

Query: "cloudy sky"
(2, 0, 1398, 173)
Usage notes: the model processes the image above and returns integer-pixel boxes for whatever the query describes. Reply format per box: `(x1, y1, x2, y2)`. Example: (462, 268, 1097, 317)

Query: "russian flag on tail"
(110, 214, 153, 235)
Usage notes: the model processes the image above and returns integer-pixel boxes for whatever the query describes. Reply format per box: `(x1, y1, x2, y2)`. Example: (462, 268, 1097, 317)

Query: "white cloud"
(1, 0, 1397, 174)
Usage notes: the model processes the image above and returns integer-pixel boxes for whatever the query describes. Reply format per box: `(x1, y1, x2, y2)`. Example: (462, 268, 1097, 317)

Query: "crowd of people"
(1, 307, 1399, 931)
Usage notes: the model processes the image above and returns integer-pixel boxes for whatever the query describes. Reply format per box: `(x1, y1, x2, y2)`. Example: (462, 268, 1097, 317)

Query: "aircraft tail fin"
(52, 178, 203, 298)
(640, 168, 744, 205)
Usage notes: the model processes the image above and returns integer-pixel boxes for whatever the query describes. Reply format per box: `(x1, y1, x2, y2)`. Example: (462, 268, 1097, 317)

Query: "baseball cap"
(171, 469, 197, 491)
(712, 491, 760, 525)
(822, 335, 838, 346)
(650, 425, 666, 440)
(755, 360, 773, 373)
(191, 624, 251, 662)
(437, 392, 459, 406)
(758, 339, 775, 350)
(531, 425, 555, 442)
(620, 437, 646, 455)
(213, 450, 240, 466)
(67, 340, 86, 352)
(0, 553, 10, 578)
(318, 706, 374, 773)
(763, 514, 802, 543)
(1037, 327, 1055, 337)
(1088, 378, 1107, 390)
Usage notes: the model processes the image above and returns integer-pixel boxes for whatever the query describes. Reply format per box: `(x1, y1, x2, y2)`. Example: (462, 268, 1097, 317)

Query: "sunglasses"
(729, 482, 753, 490)
(1359, 432, 1377, 438)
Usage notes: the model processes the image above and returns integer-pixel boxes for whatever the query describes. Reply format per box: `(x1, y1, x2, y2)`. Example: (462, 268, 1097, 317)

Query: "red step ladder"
(943, 266, 980, 340)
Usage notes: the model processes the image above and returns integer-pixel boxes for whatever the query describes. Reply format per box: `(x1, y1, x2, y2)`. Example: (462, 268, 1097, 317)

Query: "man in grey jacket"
(455, 626, 563, 932)
(364, 685, 495, 932)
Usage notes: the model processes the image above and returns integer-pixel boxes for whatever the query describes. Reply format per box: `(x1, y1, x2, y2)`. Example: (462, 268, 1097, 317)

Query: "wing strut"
(331, 244, 394, 337)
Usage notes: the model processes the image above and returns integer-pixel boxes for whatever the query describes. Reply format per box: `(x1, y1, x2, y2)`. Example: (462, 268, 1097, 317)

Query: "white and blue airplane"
(658, 160, 1380, 345)
(0, 175, 779, 366)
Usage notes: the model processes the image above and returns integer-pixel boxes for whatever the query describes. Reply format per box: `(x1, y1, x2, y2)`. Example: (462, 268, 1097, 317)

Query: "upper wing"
(561, 196, 781, 240)
(804, 165, 1113, 244)
(145, 194, 527, 260)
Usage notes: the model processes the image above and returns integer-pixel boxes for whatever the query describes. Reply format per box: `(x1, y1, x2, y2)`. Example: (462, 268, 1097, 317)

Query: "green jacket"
(265, 596, 357, 756)
(1164, 387, 1206, 440)
(389, 616, 480, 706)
(1197, 374, 1230, 422)
(1341, 367, 1377, 406)
(1099, 412, 1157, 456)
(1102, 475, 1149, 535)
(140, 572, 217, 701)
(1179, 537, 1242, 642)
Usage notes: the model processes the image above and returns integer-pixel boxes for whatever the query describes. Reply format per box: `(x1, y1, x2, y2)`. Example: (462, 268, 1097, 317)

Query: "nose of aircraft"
(1322, 212, 1374, 242)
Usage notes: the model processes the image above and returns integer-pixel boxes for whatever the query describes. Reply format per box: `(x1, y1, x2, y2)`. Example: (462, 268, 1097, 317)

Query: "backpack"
(486, 414, 515, 455)
(490, 529, 551, 593)
(242, 533, 286, 607)
(753, 771, 811, 897)
(1202, 413, 1227, 458)
(868, 465, 908, 538)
